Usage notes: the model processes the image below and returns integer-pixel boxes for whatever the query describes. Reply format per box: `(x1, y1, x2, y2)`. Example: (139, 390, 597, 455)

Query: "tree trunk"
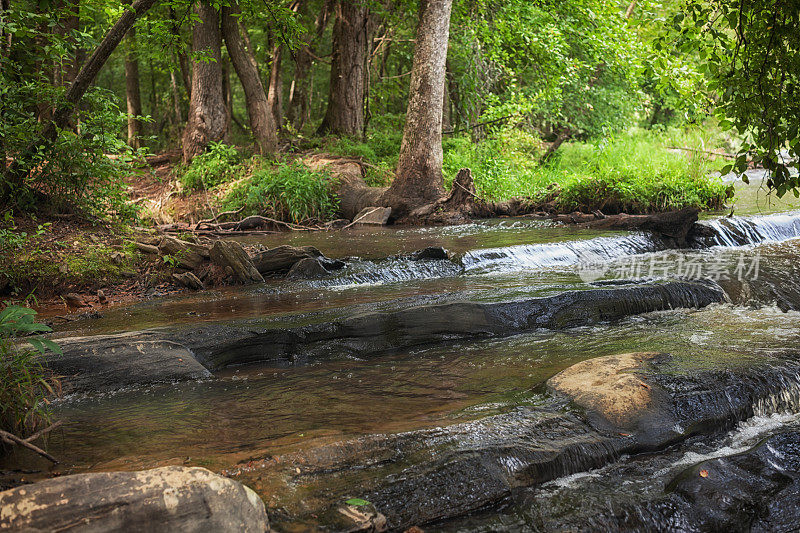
(317, 0, 367, 137)
(381, 0, 453, 217)
(221, 57, 232, 140)
(287, 0, 330, 130)
(182, 1, 227, 163)
(170, 66, 183, 123)
(125, 27, 142, 149)
(221, 1, 276, 155)
(169, 7, 192, 97)
(266, 42, 283, 132)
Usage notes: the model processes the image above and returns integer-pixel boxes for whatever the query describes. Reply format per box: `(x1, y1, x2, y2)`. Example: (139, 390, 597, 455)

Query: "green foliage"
(177, 142, 243, 191)
(671, 0, 800, 196)
(442, 126, 729, 213)
(224, 162, 339, 223)
(0, 305, 60, 436)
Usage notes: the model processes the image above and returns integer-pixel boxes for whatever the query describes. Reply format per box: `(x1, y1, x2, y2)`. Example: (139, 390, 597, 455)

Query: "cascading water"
(694, 210, 800, 247)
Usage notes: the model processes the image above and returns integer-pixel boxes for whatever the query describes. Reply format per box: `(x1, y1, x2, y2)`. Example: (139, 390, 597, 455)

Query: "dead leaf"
(699, 469, 709, 478)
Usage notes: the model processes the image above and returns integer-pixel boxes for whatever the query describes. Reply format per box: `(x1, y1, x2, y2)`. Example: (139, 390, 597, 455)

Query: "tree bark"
(221, 1, 276, 155)
(287, 0, 330, 130)
(182, 1, 227, 163)
(266, 42, 283, 132)
(125, 27, 142, 149)
(169, 6, 192, 97)
(381, 0, 453, 216)
(317, 0, 368, 137)
(170, 65, 183, 123)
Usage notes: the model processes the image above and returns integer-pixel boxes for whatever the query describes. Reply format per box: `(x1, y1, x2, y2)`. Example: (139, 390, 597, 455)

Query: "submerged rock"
(232, 354, 800, 531)
(0, 466, 268, 532)
(410, 246, 449, 261)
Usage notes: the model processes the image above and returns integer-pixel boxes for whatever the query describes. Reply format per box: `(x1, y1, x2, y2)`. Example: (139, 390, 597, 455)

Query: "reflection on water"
(5, 304, 800, 484)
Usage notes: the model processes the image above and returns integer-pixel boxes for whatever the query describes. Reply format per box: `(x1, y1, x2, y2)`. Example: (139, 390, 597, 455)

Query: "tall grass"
(224, 163, 339, 223)
(0, 305, 60, 437)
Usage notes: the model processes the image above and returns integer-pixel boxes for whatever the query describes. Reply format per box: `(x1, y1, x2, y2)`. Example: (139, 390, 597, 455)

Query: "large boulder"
(0, 466, 269, 532)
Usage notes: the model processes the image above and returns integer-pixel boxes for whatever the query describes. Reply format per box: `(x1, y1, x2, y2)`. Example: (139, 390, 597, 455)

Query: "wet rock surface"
(0, 466, 269, 532)
(228, 353, 800, 531)
(46, 332, 211, 394)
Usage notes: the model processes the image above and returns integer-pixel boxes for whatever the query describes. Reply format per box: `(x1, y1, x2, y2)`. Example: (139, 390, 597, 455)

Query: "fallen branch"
(196, 206, 246, 228)
(24, 421, 63, 443)
(0, 429, 59, 463)
(343, 207, 382, 229)
(667, 146, 737, 159)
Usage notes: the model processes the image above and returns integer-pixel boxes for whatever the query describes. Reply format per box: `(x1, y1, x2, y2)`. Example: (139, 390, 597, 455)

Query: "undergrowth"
(0, 305, 60, 437)
(223, 162, 339, 223)
(177, 142, 244, 191)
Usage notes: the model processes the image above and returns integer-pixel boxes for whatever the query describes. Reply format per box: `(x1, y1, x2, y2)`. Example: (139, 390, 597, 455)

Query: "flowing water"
(6, 177, 800, 530)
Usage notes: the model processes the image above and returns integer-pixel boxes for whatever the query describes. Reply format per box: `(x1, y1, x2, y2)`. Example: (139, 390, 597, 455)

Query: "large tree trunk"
(125, 27, 142, 149)
(317, 0, 367, 137)
(182, 1, 227, 163)
(221, 1, 276, 155)
(266, 42, 283, 132)
(381, 0, 453, 217)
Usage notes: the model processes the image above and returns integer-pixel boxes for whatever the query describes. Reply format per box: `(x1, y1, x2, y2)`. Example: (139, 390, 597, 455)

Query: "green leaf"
(345, 498, 371, 507)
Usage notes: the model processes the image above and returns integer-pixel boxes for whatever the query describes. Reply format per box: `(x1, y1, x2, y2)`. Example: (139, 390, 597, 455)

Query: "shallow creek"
(6, 176, 800, 530)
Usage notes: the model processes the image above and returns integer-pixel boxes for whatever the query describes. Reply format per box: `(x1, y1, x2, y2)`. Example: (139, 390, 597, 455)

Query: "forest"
(2, 0, 800, 531)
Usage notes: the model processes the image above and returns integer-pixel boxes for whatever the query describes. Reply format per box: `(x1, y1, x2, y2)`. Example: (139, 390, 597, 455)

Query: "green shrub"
(178, 142, 243, 191)
(224, 163, 339, 223)
(0, 305, 60, 436)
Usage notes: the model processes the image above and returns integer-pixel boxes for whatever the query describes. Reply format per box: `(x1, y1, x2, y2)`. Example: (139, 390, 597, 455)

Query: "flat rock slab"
(48, 332, 211, 394)
(0, 466, 268, 532)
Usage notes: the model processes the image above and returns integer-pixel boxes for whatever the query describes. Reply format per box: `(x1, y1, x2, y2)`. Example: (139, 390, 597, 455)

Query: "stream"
(4, 173, 800, 531)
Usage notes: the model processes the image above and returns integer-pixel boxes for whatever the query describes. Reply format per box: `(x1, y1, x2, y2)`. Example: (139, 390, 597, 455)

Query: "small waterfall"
(310, 257, 463, 289)
(696, 211, 800, 247)
(462, 233, 664, 275)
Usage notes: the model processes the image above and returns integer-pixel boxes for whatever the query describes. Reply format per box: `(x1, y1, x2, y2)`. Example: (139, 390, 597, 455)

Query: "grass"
(442, 127, 732, 213)
(223, 162, 340, 223)
(0, 305, 60, 437)
(322, 120, 731, 214)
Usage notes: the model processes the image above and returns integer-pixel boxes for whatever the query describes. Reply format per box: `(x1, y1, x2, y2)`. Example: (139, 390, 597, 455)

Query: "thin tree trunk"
(625, 1, 637, 18)
(0, 0, 7, 177)
(182, 1, 227, 163)
(382, 0, 453, 216)
(267, 42, 283, 132)
(170, 64, 183, 123)
(287, 0, 330, 130)
(221, 57, 232, 140)
(125, 27, 142, 149)
(318, 0, 368, 137)
(221, 1, 276, 155)
(169, 7, 192, 97)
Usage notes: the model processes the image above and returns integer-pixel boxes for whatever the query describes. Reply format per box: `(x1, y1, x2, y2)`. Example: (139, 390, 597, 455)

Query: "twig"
(25, 421, 63, 443)
(343, 207, 382, 229)
(442, 114, 516, 135)
(196, 206, 245, 228)
(0, 429, 59, 463)
(667, 146, 737, 159)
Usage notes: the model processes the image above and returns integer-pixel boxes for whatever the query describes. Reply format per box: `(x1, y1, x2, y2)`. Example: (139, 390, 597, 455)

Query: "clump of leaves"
(178, 142, 243, 191)
(224, 163, 339, 223)
(0, 305, 61, 436)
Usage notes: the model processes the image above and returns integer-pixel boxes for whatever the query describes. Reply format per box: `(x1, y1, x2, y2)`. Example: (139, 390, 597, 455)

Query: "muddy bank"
(228, 352, 800, 531)
(46, 279, 725, 393)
